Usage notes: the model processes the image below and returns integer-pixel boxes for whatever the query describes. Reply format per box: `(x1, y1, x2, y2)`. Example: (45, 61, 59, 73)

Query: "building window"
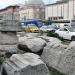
(59, 17, 63, 19)
(61, 17, 63, 19)
(56, 17, 58, 20)
(48, 17, 51, 20)
(53, 17, 55, 20)
(59, 17, 60, 19)
(55, 17, 56, 20)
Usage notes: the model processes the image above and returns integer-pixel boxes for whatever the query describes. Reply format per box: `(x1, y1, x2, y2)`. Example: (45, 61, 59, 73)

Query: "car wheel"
(71, 36, 75, 41)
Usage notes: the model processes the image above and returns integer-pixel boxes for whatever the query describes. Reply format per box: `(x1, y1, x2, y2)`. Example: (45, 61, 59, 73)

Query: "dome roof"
(27, 0, 44, 7)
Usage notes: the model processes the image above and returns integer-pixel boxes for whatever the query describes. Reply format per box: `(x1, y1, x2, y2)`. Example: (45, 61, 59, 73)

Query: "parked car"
(48, 25, 59, 31)
(55, 28, 75, 40)
(24, 24, 40, 33)
(19, 19, 43, 28)
(40, 25, 55, 32)
(51, 23, 60, 29)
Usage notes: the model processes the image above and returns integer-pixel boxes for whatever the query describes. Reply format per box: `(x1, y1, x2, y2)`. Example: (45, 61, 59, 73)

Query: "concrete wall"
(45, 0, 75, 20)
(68, 0, 73, 19)
(45, 3, 64, 20)
(63, 3, 68, 19)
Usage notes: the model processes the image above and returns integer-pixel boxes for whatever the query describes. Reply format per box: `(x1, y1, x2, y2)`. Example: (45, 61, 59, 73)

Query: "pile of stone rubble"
(0, 33, 75, 75)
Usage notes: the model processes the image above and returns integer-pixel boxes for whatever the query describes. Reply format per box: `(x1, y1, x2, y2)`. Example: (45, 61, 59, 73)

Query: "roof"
(46, 0, 69, 6)
(0, 5, 19, 12)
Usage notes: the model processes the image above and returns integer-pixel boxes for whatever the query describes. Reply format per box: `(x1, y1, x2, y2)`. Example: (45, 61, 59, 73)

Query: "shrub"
(0, 57, 4, 65)
(48, 67, 66, 75)
(47, 31, 59, 38)
(47, 31, 65, 42)
(58, 37, 65, 42)
(5, 52, 12, 58)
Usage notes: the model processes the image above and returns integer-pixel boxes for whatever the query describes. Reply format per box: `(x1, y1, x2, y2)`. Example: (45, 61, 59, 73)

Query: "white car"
(55, 28, 75, 41)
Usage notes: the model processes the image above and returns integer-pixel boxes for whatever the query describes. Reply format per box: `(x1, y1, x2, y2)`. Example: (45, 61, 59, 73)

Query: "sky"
(0, 0, 57, 9)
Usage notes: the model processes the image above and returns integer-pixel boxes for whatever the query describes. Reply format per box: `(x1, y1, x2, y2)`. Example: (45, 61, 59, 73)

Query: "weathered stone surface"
(25, 33, 41, 38)
(18, 36, 27, 42)
(0, 45, 18, 57)
(0, 45, 18, 53)
(18, 38, 46, 53)
(2, 53, 50, 75)
(57, 41, 75, 75)
(17, 33, 42, 42)
(17, 33, 41, 40)
(0, 32, 18, 44)
(41, 42, 67, 69)
(38, 36, 61, 43)
(41, 40, 75, 75)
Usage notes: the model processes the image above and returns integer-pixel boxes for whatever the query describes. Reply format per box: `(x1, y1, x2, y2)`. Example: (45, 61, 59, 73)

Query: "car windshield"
(41, 26, 47, 28)
(48, 25, 59, 30)
(29, 26, 38, 29)
(41, 26, 50, 29)
(38, 21, 43, 25)
(29, 26, 38, 28)
(28, 24, 36, 26)
(27, 24, 38, 29)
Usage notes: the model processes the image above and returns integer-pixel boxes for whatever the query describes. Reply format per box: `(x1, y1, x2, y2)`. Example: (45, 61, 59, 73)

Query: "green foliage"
(48, 67, 66, 75)
(0, 57, 4, 65)
(58, 37, 65, 42)
(47, 31, 59, 37)
(5, 52, 12, 58)
(47, 31, 65, 42)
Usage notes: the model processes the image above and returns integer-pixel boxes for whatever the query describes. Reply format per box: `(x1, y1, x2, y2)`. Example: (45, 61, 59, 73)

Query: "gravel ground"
(62, 40, 71, 45)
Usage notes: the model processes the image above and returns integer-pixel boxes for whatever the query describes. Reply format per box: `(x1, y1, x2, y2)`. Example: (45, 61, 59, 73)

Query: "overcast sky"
(0, 0, 57, 9)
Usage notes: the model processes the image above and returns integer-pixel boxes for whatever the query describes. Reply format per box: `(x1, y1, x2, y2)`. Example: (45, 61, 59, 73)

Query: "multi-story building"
(19, 0, 45, 20)
(0, 5, 21, 31)
(0, 5, 19, 20)
(45, 0, 75, 20)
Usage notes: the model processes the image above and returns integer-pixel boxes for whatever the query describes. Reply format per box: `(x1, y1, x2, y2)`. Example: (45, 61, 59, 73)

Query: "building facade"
(45, 0, 75, 20)
(0, 5, 21, 31)
(0, 5, 19, 20)
(19, 0, 45, 20)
